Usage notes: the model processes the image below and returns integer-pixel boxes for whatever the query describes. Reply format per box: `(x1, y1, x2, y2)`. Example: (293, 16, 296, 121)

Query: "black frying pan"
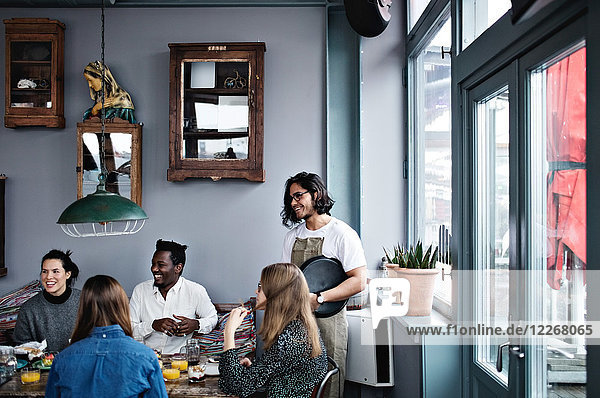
(300, 255, 349, 318)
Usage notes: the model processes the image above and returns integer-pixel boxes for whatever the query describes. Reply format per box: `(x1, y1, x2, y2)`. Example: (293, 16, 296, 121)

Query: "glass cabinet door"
(4, 18, 65, 128)
(168, 43, 265, 182)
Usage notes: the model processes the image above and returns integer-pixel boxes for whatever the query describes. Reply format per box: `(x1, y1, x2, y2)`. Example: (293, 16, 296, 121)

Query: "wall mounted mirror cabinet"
(168, 42, 266, 182)
(4, 18, 65, 128)
(76, 119, 143, 206)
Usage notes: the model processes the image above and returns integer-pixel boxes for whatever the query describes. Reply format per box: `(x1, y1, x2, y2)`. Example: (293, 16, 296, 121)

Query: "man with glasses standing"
(280, 172, 367, 398)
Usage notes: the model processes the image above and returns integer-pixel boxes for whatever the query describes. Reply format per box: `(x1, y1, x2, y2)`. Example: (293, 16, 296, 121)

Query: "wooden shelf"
(11, 60, 51, 64)
(185, 88, 247, 95)
(12, 88, 50, 92)
(183, 130, 248, 140)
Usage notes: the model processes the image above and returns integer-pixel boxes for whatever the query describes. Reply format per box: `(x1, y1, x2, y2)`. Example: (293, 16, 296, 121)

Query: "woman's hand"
(239, 357, 252, 367)
(223, 307, 249, 351)
(224, 307, 249, 334)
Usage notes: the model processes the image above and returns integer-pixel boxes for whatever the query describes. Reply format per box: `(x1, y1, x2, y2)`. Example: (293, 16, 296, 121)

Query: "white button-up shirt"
(129, 276, 218, 354)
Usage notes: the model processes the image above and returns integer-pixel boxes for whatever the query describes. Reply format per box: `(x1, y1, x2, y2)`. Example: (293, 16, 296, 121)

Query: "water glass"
(0, 347, 17, 376)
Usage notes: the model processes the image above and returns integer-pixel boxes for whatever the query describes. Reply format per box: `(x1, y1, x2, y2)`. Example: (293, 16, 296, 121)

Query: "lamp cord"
(99, 0, 107, 187)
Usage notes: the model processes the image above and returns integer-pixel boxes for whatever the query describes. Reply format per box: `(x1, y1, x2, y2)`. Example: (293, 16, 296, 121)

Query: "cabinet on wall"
(3, 18, 65, 128)
(76, 118, 143, 206)
(168, 42, 266, 182)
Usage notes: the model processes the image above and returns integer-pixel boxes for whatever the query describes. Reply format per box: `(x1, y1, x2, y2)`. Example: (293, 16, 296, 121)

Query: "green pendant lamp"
(57, 1, 147, 238)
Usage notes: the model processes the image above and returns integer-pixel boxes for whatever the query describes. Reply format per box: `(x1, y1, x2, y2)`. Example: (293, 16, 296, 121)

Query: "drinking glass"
(0, 347, 17, 376)
(20, 368, 40, 384)
(162, 363, 180, 381)
(188, 356, 207, 383)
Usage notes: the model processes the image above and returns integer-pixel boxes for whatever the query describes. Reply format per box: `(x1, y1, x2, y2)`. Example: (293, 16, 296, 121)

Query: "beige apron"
(292, 237, 346, 398)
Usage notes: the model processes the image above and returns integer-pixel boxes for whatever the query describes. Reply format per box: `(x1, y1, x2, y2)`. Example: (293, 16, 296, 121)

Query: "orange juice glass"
(20, 369, 40, 384)
(162, 366, 180, 380)
(171, 359, 188, 371)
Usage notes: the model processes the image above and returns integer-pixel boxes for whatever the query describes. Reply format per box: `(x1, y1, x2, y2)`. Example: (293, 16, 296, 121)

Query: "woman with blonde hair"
(219, 263, 327, 397)
(46, 275, 167, 398)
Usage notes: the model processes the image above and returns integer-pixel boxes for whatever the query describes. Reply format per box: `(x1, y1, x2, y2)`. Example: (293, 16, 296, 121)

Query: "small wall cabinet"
(168, 42, 266, 182)
(3, 18, 65, 128)
(76, 118, 143, 206)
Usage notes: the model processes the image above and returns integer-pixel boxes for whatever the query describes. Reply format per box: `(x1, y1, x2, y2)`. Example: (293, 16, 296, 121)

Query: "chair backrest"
(369, 277, 410, 329)
(313, 355, 339, 398)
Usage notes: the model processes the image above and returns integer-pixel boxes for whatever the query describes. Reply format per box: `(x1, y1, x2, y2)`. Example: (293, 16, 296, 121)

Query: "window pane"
(474, 86, 510, 385)
(462, 0, 511, 50)
(408, 0, 433, 31)
(529, 44, 587, 398)
(410, 17, 452, 304)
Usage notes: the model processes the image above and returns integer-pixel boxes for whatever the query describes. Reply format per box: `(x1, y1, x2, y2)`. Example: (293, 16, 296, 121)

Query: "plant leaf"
(430, 246, 439, 268)
(422, 244, 432, 269)
(383, 246, 394, 264)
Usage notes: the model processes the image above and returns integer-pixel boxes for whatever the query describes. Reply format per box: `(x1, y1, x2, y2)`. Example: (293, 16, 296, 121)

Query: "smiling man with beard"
(280, 172, 367, 398)
(129, 239, 217, 354)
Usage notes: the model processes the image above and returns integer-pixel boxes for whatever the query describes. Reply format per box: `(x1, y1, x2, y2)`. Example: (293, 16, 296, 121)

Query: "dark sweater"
(13, 288, 81, 351)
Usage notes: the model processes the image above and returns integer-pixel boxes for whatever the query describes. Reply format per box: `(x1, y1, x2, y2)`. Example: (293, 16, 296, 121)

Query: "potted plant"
(383, 241, 440, 316)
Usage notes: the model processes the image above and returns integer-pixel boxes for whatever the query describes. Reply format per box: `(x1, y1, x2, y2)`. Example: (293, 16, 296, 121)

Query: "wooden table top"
(0, 372, 233, 397)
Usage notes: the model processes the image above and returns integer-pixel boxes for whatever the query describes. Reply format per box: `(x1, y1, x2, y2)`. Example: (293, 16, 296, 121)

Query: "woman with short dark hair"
(45, 275, 167, 398)
(13, 249, 80, 351)
(219, 263, 327, 398)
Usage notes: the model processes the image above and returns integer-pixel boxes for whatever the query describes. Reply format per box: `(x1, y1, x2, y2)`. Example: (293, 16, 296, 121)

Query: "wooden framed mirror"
(76, 118, 143, 205)
(168, 42, 265, 182)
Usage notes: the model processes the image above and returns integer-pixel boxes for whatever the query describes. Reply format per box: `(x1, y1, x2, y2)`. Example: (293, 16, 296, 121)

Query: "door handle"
(497, 342, 525, 372)
(496, 341, 510, 372)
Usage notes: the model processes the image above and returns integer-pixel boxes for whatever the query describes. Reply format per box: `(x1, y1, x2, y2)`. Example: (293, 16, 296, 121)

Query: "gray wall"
(0, 6, 404, 301)
(360, 11, 405, 268)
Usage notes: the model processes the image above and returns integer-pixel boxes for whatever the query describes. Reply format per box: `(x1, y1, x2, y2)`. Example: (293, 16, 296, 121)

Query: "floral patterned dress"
(219, 319, 327, 398)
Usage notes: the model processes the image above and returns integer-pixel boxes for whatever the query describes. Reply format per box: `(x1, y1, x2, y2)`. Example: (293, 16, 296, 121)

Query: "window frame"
(406, 0, 455, 319)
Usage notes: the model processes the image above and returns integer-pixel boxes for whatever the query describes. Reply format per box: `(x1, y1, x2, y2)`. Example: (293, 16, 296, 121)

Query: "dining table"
(0, 371, 234, 397)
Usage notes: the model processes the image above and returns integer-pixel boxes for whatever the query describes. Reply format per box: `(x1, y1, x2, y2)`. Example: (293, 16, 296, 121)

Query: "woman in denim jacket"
(46, 275, 167, 398)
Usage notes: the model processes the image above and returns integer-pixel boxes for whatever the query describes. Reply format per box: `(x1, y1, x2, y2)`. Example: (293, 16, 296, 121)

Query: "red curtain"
(546, 47, 586, 290)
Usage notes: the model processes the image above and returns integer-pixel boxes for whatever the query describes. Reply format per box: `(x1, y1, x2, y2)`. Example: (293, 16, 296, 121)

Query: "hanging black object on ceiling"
(344, 0, 392, 38)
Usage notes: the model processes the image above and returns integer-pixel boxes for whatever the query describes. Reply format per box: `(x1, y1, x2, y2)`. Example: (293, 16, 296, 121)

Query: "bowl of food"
(41, 352, 56, 367)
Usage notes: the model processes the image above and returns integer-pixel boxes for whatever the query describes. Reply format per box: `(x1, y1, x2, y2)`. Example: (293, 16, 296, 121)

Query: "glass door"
(465, 35, 588, 398)
(527, 42, 587, 398)
(467, 64, 519, 398)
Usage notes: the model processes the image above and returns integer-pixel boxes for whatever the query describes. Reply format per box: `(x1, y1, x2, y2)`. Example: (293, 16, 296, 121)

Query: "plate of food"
(31, 360, 51, 371)
(204, 362, 219, 376)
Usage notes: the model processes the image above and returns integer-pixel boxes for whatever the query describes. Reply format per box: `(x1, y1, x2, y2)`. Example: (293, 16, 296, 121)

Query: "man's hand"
(152, 318, 180, 336)
(309, 292, 320, 311)
(173, 315, 200, 336)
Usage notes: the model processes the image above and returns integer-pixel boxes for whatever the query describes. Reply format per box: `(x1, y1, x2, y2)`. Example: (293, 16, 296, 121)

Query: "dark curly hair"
(41, 249, 79, 287)
(155, 239, 188, 273)
(280, 172, 335, 228)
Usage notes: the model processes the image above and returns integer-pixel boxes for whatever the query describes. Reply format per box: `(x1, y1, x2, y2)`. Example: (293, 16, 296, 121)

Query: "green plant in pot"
(383, 241, 440, 316)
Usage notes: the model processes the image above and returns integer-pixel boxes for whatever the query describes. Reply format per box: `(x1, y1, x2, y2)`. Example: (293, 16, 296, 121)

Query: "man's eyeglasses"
(290, 191, 309, 201)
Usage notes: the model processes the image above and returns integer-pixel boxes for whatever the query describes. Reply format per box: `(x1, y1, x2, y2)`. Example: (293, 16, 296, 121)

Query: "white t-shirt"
(129, 276, 218, 354)
(281, 217, 367, 273)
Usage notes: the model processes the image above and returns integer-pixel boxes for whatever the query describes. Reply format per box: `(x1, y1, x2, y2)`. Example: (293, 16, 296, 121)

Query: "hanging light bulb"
(57, 1, 147, 237)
